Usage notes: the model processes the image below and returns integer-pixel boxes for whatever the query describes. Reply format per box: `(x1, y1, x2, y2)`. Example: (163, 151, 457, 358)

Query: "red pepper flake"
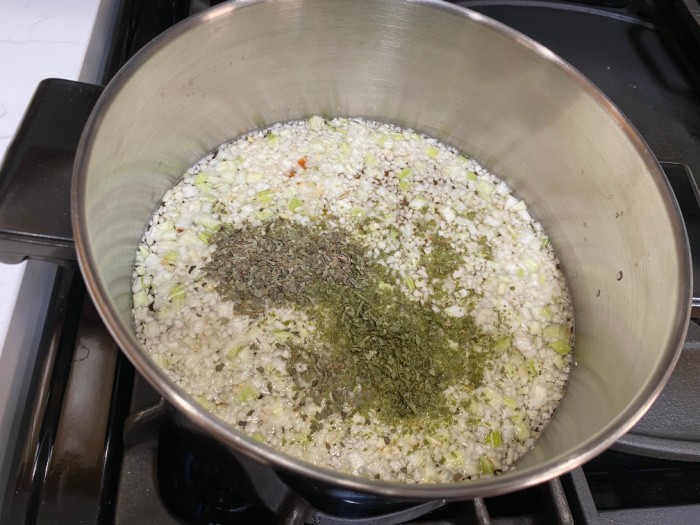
(288, 169, 297, 178)
(298, 157, 308, 169)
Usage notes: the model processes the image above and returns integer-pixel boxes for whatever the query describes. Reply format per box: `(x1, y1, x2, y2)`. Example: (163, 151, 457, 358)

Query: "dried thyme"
(421, 235, 462, 280)
(205, 219, 495, 424)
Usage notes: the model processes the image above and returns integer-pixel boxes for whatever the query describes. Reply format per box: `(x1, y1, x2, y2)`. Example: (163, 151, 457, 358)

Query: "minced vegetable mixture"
(132, 116, 573, 483)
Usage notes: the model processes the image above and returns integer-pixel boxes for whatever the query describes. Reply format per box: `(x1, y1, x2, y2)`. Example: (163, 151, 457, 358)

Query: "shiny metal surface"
(71, 0, 690, 499)
(37, 299, 119, 523)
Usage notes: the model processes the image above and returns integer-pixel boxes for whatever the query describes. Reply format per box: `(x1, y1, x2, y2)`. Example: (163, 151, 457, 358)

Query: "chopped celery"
(364, 152, 377, 166)
(485, 430, 503, 448)
(514, 422, 530, 441)
(425, 145, 439, 158)
(479, 456, 495, 475)
(236, 384, 259, 402)
(256, 189, 274, 205)
(197, 231, 212, 244)
(154, 354, 169, 368)
(509, 413, 524, 424)
(527, 359, 539, 375)
(227, 345, 243, 359)
(168, 283, 186, 306)
(466, 170, 478, 182)
(340, 142, 352, 156)
(396, 167, 412, 180)
(194, 173, 210, 192)
(265, 133, 279, 143)
(543, 324, 569, 341)
(162, 249, 178, 265)
(390, 132, 405, 141)
(503, 396, 517, 409)
(288, 196, 304, 212)
(403, 273, 416, 291)
(398, 179, 411, 192)
(550, 340, 572, 355)
(308, 115, 324, 129)
(256, 209, 275, 222)
(538, 305, 553, 321)
(252, 432, 265, 443)
(494, 337, 511, 353)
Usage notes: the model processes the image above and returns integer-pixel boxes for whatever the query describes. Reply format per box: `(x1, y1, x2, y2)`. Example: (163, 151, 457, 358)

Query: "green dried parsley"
(205, 219, 496, 425)
(421, 236, 462, 280)
(477, 235, 493, 261)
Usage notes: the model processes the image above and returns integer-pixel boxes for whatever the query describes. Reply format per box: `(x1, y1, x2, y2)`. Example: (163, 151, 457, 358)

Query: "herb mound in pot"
(205, 219, 492, 424)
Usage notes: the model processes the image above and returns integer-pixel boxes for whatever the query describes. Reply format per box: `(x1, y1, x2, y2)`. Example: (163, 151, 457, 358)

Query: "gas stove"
(1, 1, 699, 523)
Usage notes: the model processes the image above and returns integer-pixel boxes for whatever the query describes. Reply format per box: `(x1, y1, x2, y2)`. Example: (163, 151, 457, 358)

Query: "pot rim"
(71, 0, 691, 499)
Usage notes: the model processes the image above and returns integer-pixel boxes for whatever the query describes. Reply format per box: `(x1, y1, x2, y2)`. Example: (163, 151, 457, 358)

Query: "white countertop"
(0, 0, 118, 506)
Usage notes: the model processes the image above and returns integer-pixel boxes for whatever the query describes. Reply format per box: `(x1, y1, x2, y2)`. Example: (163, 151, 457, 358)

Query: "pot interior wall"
(76, 0, 687, 485)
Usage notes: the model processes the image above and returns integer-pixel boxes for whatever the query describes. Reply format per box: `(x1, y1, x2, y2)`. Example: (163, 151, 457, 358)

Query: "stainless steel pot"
(71, 0, 690, 500)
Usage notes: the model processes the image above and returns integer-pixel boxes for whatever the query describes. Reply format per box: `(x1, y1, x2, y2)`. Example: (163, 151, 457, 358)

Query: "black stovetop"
(1, 1, 700, 524)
